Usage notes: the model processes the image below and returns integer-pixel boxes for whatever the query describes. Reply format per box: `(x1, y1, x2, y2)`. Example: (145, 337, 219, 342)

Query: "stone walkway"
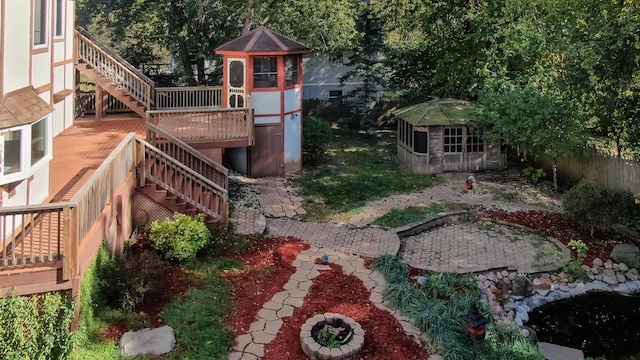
(228, 247, 422, 360)
(228, 174, 566, 359)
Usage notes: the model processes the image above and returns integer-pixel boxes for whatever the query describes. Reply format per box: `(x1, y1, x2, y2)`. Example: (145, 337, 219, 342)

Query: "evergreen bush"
(303, 116, 332, 166)
(149, 213, 211, 262)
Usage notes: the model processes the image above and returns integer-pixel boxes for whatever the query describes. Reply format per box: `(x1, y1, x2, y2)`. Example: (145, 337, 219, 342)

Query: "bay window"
(0, 116, 51, 184)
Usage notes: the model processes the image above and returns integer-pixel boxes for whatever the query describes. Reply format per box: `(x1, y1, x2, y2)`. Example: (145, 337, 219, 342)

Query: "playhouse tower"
(216, 27, 311, 177)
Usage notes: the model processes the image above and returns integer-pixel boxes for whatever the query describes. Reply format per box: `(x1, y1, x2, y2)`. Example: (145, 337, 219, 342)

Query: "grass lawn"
(292, 129, 440, 222)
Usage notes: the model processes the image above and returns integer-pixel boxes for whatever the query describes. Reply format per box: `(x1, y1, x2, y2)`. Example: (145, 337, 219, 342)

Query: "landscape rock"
(610, 244, 640, 269)
(512, 276, 534, 297)
(119, 326, 175, 357)
(592, 258, 604, 267)
(538, 342, 584, 360)
(627, 268, 639, 281)
(602, 269, 618, 285)
(618, 263, 630, 272)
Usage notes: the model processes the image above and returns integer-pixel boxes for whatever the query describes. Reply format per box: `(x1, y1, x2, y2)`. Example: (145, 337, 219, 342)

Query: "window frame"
(443, 126, 464, 154)
(466, 128, 485, 153)
(54, 0, 65, 38)
(0, 116, 52, 185)
(284, 55, 300, 87)
(253, 57, 278, 89)
(33, 0, 49, 48)
(413, 128, 428, 154)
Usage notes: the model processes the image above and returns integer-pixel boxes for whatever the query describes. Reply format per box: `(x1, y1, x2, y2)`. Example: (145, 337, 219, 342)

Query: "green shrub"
(150, 213, 211, 262)
(0, 290, 75, 360)
(522, 166, 547, 184)
(94, 243, 165, 312)
(303, 116, 333, 166)
(563, 180, 633, 235)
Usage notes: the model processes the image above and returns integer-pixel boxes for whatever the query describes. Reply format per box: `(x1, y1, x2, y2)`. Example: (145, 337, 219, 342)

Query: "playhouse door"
(250, 124, 283, 177)
(227, 58, 246, 108)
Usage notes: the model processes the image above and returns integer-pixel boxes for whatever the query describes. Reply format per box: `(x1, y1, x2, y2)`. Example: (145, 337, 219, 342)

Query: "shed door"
(250, 124, 283, 177)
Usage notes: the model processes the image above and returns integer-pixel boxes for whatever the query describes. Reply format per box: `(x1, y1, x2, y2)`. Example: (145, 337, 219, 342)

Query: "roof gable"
(215, 26, 311, 53)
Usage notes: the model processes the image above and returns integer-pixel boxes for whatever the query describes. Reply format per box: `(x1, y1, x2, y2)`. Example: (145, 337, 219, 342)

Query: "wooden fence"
(536, 152, 640, 194)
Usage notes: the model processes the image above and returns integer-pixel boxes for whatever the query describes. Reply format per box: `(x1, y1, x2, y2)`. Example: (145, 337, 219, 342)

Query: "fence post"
(62, 207, 78, 282)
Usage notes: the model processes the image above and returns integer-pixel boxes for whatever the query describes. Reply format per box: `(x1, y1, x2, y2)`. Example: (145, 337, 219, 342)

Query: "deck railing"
(75, 90, 132, 118)
(146, 122, 228, 190)
(155, 86, 223, 110)
(0, 133, 138, 280)
(75, 28, 154, 110)
(137, 140, 227, 222)
(0, 133, 229, 281)
(147, 108, 254, 143)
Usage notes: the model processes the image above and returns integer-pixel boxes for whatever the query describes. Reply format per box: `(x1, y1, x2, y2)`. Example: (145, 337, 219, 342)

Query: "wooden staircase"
(75, 27, 154, 118)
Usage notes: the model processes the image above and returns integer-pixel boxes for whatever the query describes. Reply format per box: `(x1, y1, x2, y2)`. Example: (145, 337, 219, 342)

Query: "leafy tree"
(469, 82, 588, 190)
(339, 0, 387, 134)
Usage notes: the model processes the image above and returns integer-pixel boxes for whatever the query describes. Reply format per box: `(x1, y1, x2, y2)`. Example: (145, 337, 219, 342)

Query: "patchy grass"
(293, 130, 440, 221)
(373, 202, 471, 228)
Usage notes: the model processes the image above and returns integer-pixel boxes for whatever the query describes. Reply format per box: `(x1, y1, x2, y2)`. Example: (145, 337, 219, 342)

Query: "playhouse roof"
(393, 99, 472, 126)
(215, 26, 311, 54)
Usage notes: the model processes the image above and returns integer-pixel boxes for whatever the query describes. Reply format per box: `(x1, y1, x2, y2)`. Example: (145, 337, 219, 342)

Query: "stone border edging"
(300, 313, 364, 360)
(395, 211, 475, 238)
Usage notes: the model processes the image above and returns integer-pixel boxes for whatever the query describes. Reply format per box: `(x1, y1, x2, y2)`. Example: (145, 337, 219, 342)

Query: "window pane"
(55, 0, 63, 37)
(31, 119, 47, 165)
(34, 0, 47, 45)
(444, 126, 463, 153)
(285, 55, 299, 86)
(413, 131, 428, 154)
(4, 129, 22, 175)
(253, 57, 277, 88)
(229, 60, 244, 88)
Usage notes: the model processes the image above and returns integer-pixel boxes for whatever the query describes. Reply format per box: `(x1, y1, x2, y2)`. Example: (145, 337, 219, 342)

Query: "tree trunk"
(552, 160, 558, 192)
(197, 58, 205, 85)
(170, 0, 196, 86)
(242, 0, 254, 35)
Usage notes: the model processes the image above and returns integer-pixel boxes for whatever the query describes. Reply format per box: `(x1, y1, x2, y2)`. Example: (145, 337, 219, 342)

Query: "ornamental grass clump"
(371, 255, 543, 359)
(149, 213, 211, 262)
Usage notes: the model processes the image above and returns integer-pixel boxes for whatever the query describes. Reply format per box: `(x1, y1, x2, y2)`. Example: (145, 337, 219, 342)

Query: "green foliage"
(563, 180, 631, 235)
(522, 166, 547, 185)
(316, 325, 342, 348)
(303, 116, 333, 166)
(150, 213, 211, 262)
(94, 243, 165, 312)
(293, 131, 440, 221)
(161, 261, 235, 359)
(0, 291, 75, 360)
(205, 229, 252, 255)
(372, 203, 470, 228)
(564, 239, 588, 273)
(372, 255, 543, 359)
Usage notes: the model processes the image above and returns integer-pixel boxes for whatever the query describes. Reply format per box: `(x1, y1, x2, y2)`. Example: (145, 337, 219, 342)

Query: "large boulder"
(610, 244, 640, 269)
(119, 326, 175, 357)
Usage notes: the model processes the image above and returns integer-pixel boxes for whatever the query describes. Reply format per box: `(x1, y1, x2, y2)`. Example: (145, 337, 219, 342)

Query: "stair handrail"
(145, 122, 229, 191)
(75, 27, 155, 110)
(136, 138, 227, 221)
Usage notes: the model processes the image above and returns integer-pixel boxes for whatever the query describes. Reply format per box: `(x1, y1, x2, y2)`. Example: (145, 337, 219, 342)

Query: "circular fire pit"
(300, 313, 364, 360)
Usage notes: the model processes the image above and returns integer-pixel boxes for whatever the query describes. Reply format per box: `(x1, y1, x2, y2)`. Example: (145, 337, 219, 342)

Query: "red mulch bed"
(480, 209, 637, 265)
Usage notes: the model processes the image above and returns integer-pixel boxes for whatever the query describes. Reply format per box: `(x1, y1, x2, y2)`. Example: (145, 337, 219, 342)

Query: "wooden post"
(95, 86, 105, 119)
(62, 207, 78, 282)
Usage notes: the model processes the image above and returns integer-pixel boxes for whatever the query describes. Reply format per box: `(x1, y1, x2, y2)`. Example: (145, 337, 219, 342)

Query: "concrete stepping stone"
(119, 325, 175, 357)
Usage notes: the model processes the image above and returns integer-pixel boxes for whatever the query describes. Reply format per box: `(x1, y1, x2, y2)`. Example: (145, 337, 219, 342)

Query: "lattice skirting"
(133, 191, 173, 229)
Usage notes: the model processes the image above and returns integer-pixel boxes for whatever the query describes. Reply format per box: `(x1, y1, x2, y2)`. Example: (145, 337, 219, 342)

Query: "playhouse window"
(0, 116, 51, 185)
(254, 57, 277, 88)
(466, 128, 484, 153)
(443, 127, 463, 153)
(285, 55, 300, 86)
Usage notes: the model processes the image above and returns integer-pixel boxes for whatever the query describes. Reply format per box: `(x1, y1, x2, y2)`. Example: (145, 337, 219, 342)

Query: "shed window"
(466, 128, 484, 153)
(284, 55, 299, 86)
(253, 57, 277, 88)
(444, 127, 463, 153)
(329, 90, 342, 100)
(413, 130, 428, 154)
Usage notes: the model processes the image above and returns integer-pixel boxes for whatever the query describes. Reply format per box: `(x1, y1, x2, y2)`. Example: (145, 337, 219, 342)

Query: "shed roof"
(215, 26, 311, 54)
(0, 86, 53, 130)
(393, 99, 471, 126)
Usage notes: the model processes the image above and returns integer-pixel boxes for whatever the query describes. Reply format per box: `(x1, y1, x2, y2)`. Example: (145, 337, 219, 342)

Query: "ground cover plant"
(372, 202, 471, 228)
(372, 255, 544, 360)
(292, 130, 440, 222)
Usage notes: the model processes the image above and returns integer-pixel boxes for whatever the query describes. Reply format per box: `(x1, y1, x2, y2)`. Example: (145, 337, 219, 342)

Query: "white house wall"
(251, 91, 281, 115)
(284, 88, 301, 113)
(284, 111, 302, 174)
(3, 0, 31, 92)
